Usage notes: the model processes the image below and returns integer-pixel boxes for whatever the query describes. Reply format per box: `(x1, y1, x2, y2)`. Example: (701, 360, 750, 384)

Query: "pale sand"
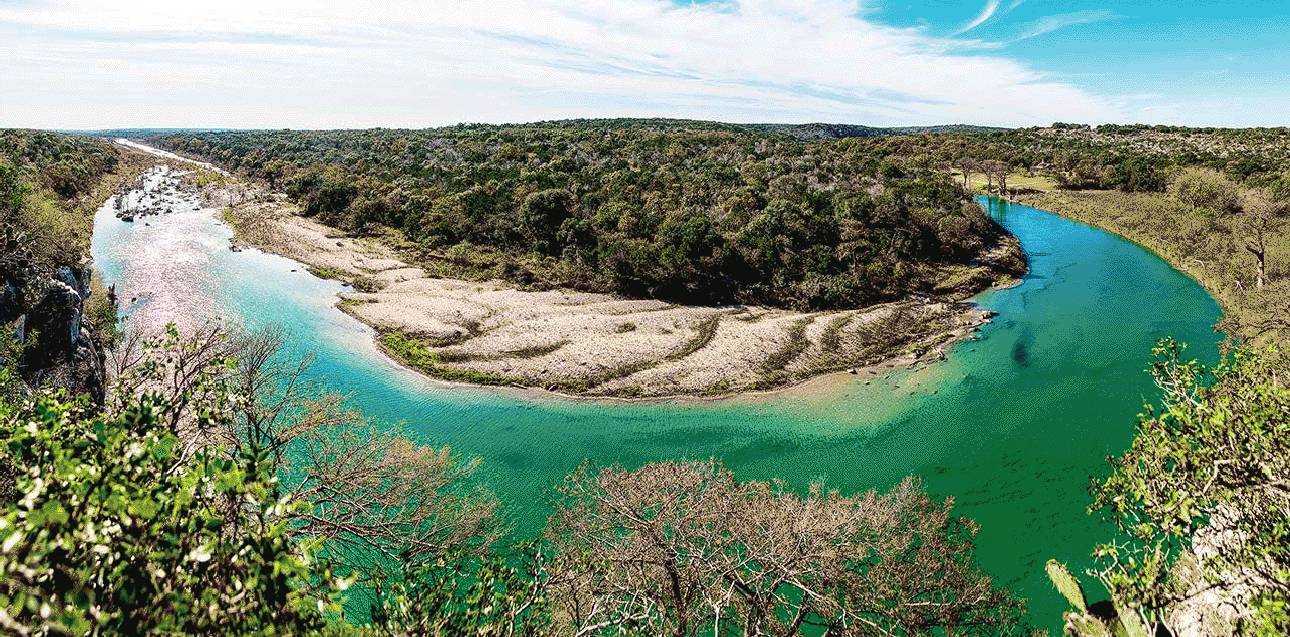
(212, 189, 1005, 399)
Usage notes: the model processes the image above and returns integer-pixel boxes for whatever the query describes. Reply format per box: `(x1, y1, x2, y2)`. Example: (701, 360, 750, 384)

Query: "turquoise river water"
(92, 177, 1222, 632)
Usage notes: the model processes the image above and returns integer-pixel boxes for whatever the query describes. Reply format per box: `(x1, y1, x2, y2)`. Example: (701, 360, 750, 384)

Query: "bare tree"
(107, 323, 501, 583)
(545, 460, 1027, 637)
(979, 160, 1009, 196)
(107, 323, 242, 462)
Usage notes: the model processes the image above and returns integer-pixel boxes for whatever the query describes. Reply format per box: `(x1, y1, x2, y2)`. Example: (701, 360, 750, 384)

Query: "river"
(91, 167, 1221, 632)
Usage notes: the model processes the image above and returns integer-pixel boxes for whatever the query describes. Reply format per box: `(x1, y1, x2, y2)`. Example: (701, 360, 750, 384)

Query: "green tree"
(1169, 167, 1239, 213)
(518, 189, 574, 255)
(0, 387, 342, 635)
(0, 162, 26, 219)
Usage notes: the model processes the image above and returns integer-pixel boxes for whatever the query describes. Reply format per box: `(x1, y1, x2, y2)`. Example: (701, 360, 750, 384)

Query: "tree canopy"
(155, 123, 1019, 310)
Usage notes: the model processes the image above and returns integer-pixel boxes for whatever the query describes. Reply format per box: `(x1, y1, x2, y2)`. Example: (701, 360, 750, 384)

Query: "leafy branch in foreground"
(1052, 340, 1290, 636)
(0, 387, 341, 635)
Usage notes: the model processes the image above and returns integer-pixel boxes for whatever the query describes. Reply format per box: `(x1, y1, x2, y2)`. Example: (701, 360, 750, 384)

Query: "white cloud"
(954, 0, 1000, 35)
(1012, 10, 1117, 42)
(0, 0, 1121, 128)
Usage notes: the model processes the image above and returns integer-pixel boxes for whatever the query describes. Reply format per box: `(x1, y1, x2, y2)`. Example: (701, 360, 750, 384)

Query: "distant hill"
(743, 122, 1011, 140)
(64, 128, 238, 139)
(64, 120, 1011, 142)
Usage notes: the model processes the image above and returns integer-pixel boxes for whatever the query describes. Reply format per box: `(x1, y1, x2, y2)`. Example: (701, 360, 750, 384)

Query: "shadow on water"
(1012, 338, 1030, 367)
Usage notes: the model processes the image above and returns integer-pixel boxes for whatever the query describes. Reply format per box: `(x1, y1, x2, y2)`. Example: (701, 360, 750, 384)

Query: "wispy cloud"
(954, 0, 1000, 35)
(0, 0, 1120, 128)
(1013, 10, 1117, 41)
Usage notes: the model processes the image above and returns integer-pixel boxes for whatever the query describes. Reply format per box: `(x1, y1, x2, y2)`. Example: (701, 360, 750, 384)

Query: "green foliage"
(1082, 341, 1290, 635)
(0, 387, 340, 635)
(1169, 167, 1240, 213)
(308, 265, 345, 280)
(0, 130, 119, 201)
(155, 122, 1016, 310)
(379, 330, 516, 386)
(1268, 173, 1290, 203)
(0, 130, 122, 271)
(1046, 560, 1088, 613)
(0, 161, 28, 218)
(1046, 560, 1148, 637)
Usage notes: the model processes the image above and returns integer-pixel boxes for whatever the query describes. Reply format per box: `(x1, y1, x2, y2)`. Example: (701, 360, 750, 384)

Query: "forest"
(154, 121, 1022, 310)
(151, 121, 1290, 314)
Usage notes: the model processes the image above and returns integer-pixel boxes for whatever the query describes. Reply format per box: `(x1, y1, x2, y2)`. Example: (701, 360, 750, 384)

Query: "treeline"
(1, 130, 120, 201)
(850, 125, 1290, 195)
(0, 325, 1030, 636)
(155, 123, 1018, 310)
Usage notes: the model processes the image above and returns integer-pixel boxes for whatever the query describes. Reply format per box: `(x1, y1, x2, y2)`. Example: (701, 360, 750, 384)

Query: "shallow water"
(92, 174, 1221, 632)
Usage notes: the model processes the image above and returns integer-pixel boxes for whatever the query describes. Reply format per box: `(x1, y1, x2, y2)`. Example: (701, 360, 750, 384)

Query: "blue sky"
(0, 0, 1286, 129)
(877, 0, 1290, 124)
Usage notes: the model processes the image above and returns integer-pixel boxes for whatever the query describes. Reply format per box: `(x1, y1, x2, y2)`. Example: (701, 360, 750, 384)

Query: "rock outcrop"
(0, 262, 106, 404)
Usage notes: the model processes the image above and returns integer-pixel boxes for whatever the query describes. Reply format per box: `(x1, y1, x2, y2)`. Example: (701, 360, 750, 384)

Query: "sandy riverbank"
(115, 140, 1020, 399)
(213, 191, 1015, 398)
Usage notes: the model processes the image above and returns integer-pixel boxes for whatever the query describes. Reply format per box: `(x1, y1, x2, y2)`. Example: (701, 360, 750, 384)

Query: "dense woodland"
(155, 122, 1022, 310)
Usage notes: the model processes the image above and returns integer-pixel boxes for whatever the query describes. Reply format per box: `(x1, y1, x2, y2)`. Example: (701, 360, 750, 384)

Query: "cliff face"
(1, 256, 107, 404)
(1, 129, 129, 403)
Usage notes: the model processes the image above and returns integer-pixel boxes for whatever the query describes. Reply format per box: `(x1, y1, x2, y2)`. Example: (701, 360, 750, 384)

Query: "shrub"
(1169, 167, 1239, 213)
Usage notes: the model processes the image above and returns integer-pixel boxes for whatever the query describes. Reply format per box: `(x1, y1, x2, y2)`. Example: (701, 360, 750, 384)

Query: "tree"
(979, 160, 1008, 195)
(108, 324, 502, 584)
(544, 460, 1028, 636)
(955, 156, 979, 190)
(1112, 157, 1167, 193)
(0, 382, 341, 635)
(518, 188, 574, 255)
(0, 162, 26, 220)
(1268, 172, 1290, 203)
(1169, 167, 1239, 213)
(1239, 190, 1285, 289)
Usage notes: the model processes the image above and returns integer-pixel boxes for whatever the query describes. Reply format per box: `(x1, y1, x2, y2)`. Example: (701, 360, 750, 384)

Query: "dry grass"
(1021, 189, 1290, 341)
